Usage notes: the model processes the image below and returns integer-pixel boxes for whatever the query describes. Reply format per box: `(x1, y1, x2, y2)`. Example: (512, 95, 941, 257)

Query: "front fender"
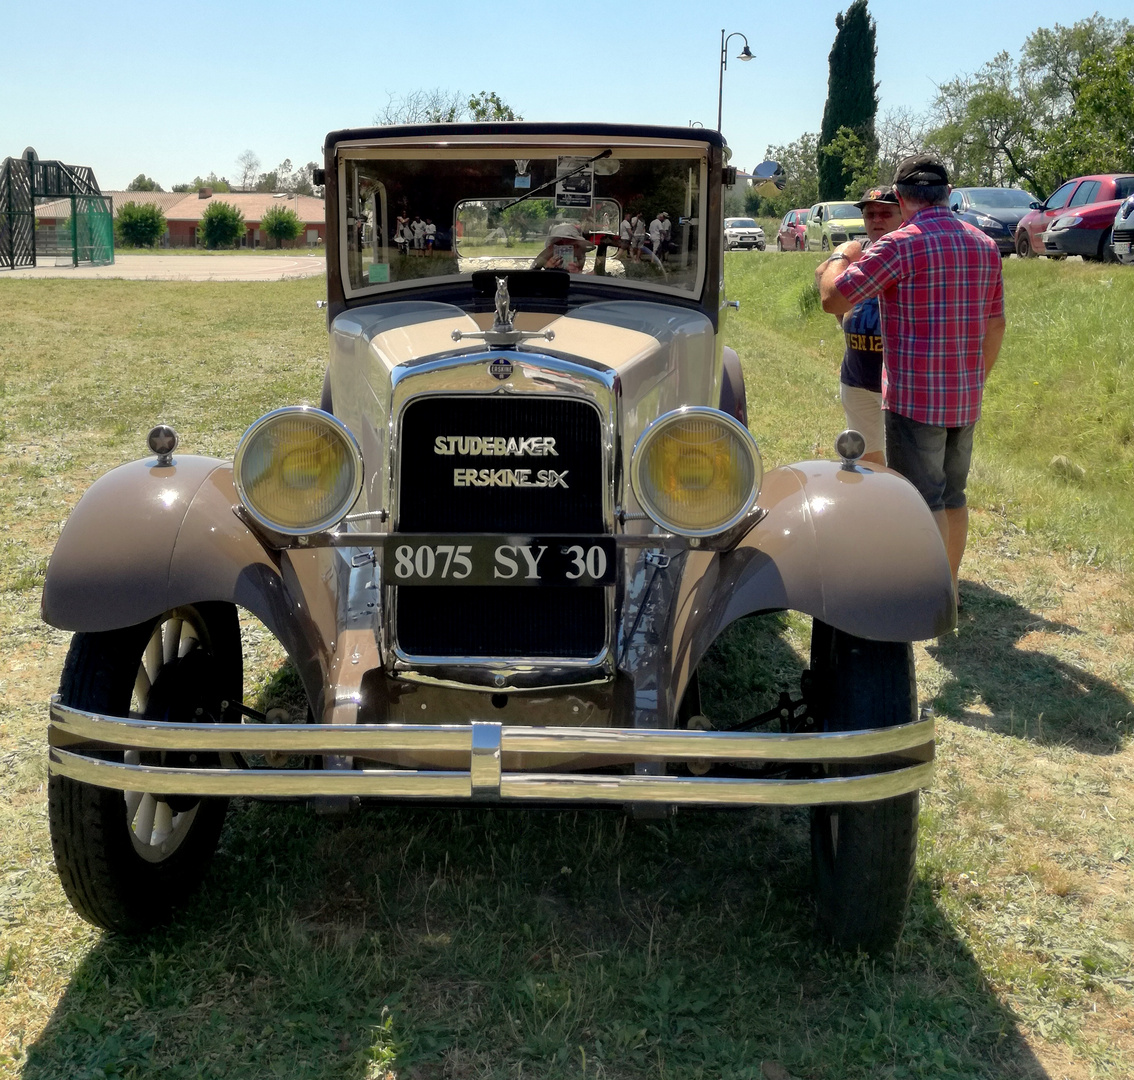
(41, 455, 336, 713)
(667, 460, 953, 712)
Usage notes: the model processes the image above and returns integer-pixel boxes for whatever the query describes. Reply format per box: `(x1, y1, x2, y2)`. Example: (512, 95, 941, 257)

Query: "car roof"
(324, 122, 727, 150)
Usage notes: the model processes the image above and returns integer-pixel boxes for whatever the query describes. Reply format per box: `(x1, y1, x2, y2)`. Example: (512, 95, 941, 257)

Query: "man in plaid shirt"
(816, 153, 1007, 611)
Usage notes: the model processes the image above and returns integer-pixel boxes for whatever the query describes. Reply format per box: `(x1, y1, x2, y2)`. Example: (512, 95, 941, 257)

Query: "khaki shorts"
(839, 383, 884, 455)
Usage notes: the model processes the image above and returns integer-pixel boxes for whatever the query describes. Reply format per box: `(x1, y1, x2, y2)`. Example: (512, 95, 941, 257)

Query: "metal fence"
(2, 152, 114, 269)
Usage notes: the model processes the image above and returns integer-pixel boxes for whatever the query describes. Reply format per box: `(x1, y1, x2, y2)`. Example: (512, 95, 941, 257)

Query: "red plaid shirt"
(833, 206, 1005, 427)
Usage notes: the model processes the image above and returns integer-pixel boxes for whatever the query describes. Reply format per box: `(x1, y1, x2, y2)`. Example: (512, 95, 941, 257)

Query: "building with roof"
(35, 189, 326, 248)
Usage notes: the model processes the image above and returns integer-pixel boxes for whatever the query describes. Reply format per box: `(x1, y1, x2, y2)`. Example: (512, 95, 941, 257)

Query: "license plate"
(384, 536, 616, 586)
(1115, 241, 1131, 255)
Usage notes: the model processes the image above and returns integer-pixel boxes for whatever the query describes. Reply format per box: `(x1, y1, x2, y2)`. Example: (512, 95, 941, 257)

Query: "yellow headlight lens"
(632, 408, 761, 536)
(234, 407, 362, 534)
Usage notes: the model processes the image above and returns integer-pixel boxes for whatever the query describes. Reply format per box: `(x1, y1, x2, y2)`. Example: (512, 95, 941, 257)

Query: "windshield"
(727, 219, 757, 228)
(967, 188, 1035, 208)
(340, 143, 707, 298)
(827, 203, 862, 220)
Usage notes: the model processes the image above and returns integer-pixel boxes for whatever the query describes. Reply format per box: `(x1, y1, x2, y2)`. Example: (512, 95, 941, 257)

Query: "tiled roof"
(171, 192, 325, 225)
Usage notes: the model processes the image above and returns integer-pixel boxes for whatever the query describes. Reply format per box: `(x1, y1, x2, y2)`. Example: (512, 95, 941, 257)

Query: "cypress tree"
(818, 0, 880, 199)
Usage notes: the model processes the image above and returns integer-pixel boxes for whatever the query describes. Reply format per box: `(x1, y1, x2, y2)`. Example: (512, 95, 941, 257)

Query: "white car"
(724, 216, 766, 250)
(1112, 195, 1134, 265)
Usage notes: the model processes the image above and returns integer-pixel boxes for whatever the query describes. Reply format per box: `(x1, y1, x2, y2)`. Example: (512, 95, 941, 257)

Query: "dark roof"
(323, 122, 727, 150)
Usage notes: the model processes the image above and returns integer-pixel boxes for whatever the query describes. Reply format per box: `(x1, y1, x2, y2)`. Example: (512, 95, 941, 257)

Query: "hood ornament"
(451, 276, 556, 348)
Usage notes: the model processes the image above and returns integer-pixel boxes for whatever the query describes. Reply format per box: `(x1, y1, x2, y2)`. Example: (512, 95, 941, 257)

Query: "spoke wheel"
(48, 603, 242, 932)
(807, 621, 919, 953)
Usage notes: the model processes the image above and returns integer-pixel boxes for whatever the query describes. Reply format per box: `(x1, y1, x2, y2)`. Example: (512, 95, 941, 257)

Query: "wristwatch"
(826, 252, 850, 265)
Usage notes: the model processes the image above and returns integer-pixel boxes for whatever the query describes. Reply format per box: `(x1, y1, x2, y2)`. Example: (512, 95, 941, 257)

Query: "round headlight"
(631, 407, 762, 536)
(234, 407, 363, 535)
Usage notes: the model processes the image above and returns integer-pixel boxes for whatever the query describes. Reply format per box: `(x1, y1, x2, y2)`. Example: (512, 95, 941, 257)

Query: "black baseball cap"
(853, 187, 900, 209)
(893, 154, 949, 186)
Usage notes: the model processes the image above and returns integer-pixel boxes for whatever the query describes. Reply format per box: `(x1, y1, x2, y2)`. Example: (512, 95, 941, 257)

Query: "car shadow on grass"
(926, 580, 1134, 753)
(24, 798, 1053, 1079)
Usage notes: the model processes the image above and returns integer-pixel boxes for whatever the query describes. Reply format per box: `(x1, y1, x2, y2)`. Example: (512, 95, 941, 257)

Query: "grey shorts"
(884, 411, 975, 512)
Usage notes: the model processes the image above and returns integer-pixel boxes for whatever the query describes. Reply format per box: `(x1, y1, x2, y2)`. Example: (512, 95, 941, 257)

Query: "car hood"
(966, 205, 1032, 227)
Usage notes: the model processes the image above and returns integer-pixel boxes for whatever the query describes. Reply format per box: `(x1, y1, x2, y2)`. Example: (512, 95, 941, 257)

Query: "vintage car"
(42, 123, 953, 953)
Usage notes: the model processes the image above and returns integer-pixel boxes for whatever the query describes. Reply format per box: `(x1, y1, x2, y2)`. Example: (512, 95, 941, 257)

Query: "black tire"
(821, 236, 830, 252)
(807, 621, 918, 952)
(48, 603, 242, 932)
(1100, 228, 1118, 264)
(776, 238, 784, 252)
(756, 242, 766, 251)
(1016, 231, 1034, 258)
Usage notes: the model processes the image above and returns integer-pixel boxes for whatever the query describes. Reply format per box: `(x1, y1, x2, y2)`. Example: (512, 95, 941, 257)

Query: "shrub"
(197, 202, 245, 249)
(261, 204, 303, 248)
(115, 202, 167, 248)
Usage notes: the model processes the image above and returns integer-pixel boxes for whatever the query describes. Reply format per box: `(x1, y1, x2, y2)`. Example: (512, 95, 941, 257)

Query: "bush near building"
(115, 202, 167, 248)
(261, 204, 303, 248)
(197, 202, 246, 249)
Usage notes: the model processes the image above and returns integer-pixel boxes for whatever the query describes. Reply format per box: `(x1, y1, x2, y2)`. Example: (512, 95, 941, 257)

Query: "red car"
(1015, 174, 1134, 260)
(776, 208, 809, 251)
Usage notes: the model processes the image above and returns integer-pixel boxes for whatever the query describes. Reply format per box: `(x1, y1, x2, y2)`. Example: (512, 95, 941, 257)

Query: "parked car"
(1111, 194, 1134, 265)
(42, 122, 952, 952)
(1041, 174, 1134, 261)
(805, 202, 867, 251)
(948, 187, 1039, 256)
(1016, 174, 1134, 259)
(776, 208, 809, 251)
(724, 216, 766, 250)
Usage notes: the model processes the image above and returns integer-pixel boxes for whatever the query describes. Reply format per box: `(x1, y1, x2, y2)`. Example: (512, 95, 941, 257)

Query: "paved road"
(0, 254, 326, 281)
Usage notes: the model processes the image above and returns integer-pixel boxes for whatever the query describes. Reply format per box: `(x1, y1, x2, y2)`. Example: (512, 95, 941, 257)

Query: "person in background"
(617, 210, 633, 262)
(826, 187, 903, 466)
(648, 212, 665, 259)
(630, 211, 646, 261)
(424, 218, 436, 256)
(816, 154, 1006, 611)
(658, 211, 672, 260)
(410, 214, 426, 253)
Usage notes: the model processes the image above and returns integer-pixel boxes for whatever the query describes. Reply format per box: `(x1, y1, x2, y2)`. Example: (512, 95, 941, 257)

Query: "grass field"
(1, 258, 1131, 1079)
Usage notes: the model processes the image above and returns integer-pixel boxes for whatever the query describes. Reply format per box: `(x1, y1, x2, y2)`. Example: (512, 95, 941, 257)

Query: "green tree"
(261, 204, 304, 248)
(126, 173, 163, 192)
(467, 91, 522, 121)
(172, 173, 231, 194)
(818, 0, 879, 200)
(197, 201, 245, 249)
(1037, 31, 1134, 181)
(115, 202, 167, 247)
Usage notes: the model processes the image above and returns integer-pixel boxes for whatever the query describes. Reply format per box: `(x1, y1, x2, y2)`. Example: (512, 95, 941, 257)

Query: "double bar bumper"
(48, 698, 934, 807)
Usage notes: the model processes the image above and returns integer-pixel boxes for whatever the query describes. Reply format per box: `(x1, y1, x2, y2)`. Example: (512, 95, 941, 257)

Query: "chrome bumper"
(48, 698, 934, 807)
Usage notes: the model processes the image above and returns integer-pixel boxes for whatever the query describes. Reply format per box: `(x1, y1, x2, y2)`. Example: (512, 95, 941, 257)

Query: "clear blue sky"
(3, 0, 1128, 190)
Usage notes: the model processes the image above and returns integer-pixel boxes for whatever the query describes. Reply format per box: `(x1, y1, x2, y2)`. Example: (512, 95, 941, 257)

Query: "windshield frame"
(333, 133, 711, 306)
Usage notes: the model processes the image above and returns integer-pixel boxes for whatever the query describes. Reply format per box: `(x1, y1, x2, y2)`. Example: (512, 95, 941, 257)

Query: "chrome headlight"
(234, 406, 363, 535)
(631, 407, 762, 537)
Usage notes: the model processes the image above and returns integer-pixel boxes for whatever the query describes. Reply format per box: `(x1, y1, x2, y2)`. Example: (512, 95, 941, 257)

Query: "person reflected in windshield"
(531, 221, 596, 272)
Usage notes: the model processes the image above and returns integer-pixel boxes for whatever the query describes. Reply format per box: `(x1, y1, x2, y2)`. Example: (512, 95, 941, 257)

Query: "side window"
(1068, 181, 1100, 207)
(1046, 181, 1077, 209)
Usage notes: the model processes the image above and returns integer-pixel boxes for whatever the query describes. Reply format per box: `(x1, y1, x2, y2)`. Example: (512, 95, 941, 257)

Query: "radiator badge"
(488, 357, 513, 381)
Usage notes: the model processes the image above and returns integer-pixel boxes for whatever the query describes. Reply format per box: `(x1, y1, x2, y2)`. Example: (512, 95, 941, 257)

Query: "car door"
(1027, 180, 1078, 250)
(806, 205, 822, 250)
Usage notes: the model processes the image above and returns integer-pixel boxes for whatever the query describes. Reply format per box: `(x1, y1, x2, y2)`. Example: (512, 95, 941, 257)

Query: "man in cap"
(829, 187, 903, 465)
(816, 154, 1007, 611)
(531, 220, 596, 273)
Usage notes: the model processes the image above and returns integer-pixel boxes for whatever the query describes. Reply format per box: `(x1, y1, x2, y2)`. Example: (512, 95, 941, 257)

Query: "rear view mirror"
(752, 159, 785, 198)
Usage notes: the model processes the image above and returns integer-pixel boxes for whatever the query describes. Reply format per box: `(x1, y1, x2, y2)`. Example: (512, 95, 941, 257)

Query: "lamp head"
(738, 45, 754, 60)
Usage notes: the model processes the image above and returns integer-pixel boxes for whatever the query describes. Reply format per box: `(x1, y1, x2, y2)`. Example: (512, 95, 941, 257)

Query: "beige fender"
(41, 456, 337, 712)
(668, 459, 955, 706)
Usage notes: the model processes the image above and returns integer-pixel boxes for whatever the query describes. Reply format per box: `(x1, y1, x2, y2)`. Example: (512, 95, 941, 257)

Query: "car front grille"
(394, 394, 607, 659)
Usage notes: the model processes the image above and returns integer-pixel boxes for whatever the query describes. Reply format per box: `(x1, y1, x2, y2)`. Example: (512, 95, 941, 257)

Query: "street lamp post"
(717, 29, 754, 132)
